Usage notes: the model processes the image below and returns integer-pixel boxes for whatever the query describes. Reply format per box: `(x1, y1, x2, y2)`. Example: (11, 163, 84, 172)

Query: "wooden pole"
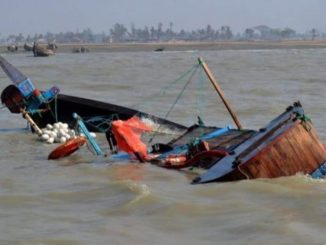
(198, 57, 243, 130)
(20, 108, 43, 135)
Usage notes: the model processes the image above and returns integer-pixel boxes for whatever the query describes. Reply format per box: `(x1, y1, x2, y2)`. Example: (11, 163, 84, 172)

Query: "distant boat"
(72, 46, 89, 53)
(23, 43, 33, 51)
(33, 44, 55, 57)
(154, 47, 165, 52)
(7, 45, 18, 52)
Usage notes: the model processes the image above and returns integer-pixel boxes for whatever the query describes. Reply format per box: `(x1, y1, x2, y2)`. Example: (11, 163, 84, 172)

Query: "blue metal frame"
(73, 113, 103, 156)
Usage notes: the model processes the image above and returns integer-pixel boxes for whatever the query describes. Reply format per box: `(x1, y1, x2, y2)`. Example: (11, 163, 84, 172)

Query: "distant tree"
(215, 30, 220, 39)
(311, 28, 317, 40)
(130, 22, 136, 40)
(220, 26, 233, 40)
(149, 26, 156, 40)
(177, 29, 186, 40)
(81, 28, 94, 42)
(270, 28, 282, 39)
(169, 22, 173, 31)
(100, 31, 107, 42)
(205, 25, 215, 40)
(254, 25, 272, 39)
(33, 33, 44, 42)
(195, 28, 206, 40)
(164, 22, 175, 39)
(14, 33, 24, 43)
(1, 22, 317, 44)
(244, 28, 254, 39)
(56, 32, 65, 42)
(6, 34, 16, 43)
(25, 35, 32, 43)
(65, 31, 75, 42)
(110, 23, 128, 42)
(157, 22, 163, 40)
(280, 28, 296, 39)
(143, 26, 150, 41)
(45, 32, 55, 42)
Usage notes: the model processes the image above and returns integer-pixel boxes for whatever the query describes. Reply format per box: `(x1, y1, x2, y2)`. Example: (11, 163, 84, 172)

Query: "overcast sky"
(1, 0, 325, 36)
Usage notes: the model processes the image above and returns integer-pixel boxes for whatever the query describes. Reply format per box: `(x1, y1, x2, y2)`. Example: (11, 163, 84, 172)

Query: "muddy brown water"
(0, 49, 326, 244)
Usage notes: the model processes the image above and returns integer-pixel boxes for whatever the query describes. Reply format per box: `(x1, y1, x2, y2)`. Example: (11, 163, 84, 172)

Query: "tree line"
(0, 23, 324, 44)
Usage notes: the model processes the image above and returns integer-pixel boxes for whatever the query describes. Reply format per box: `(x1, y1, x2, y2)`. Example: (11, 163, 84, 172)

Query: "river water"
(1, 49, 326, 245)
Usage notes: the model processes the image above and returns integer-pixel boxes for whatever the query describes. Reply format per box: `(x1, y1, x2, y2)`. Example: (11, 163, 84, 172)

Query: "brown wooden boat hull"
(242, 121, 326, 177)
(193, 102, 326, 183)
(219, 121, 326, 182)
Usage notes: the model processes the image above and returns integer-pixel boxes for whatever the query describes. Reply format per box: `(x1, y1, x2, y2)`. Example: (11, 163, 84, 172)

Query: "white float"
(38, 122, 96, 144)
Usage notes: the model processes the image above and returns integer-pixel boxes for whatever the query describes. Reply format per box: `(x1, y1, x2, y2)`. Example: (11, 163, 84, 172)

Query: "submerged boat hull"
(30, 93, 187, 133)
(192, 102, 326, 183)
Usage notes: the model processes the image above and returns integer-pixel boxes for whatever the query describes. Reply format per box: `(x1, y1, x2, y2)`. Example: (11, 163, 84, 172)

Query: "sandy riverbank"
(2, 40, 326, 53)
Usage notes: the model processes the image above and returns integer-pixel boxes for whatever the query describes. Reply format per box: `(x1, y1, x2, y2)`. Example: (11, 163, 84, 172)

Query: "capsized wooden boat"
(2, 54, 326, 183)
(106, 58, 326, 183)
(0, 55, 187, 133)
(147, 101, 326, 183)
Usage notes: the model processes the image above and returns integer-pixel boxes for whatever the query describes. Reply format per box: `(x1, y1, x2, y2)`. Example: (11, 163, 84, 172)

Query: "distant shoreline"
(2, 40, 326, 53)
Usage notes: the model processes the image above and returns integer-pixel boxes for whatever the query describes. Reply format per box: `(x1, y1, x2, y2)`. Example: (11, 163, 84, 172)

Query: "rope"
(164, 68, 198, 120)
(147, 66, 199, 144)
(92, 114, 119, 128)
(196, 65, 206, 122)
(82, 114, 120, 133)
(237, 162, 250, 179)
(131, 64, 200, 110)
(54, 95, 58, 122)
(195, 64, 207, 137)
(24, 94, 59, 122)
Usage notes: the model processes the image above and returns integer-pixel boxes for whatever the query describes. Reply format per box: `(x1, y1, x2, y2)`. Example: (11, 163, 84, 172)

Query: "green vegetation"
(1, 23, 324, 44)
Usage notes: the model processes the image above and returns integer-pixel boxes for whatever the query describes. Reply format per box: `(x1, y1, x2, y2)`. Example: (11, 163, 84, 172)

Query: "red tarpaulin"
(111, 116, 152, 160)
